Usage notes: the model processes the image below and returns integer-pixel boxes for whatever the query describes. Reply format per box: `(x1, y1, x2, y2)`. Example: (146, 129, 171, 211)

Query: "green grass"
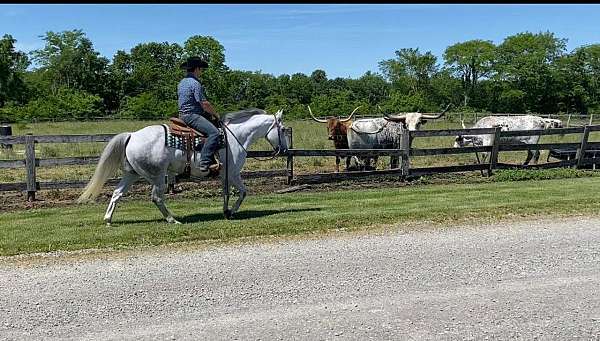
(2, 176, 600, 256)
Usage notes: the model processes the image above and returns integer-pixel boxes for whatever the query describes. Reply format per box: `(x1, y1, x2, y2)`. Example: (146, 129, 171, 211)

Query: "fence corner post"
(25, 133, 36, 202)
(488, 127, 502, 177)
(576, 125, 591, 169)
(286, 127, 294, 185)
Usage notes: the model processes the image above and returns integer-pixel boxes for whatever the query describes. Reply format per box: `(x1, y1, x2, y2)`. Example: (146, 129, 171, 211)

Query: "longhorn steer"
(382, 104, 451, 132)
(454, 115, 563, 165)
(347, 104, 452, 170)
(346, 118, 405, 170)
(309, 105, 363, 172)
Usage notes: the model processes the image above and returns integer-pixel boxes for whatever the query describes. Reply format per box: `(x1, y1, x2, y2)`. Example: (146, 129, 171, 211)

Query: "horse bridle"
(221, 115, 286, 161)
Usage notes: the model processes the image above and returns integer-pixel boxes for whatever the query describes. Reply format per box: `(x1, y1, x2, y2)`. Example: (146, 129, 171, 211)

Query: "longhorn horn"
(383, 112, 408, 122)
(308, 105, 327, 123)
(421, 103, 452, 119)
(341, 105, 361, 122)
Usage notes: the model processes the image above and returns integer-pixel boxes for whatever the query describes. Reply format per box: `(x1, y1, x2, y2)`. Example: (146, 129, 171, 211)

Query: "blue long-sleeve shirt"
(177, 73, 207, 116)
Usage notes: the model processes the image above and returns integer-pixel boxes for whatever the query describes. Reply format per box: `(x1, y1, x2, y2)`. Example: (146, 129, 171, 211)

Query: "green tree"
(288, 73, 313, 104)
(379, 48, 438, 95)
(554, 44, 600, 114)
(30, 30, 109, 96)
(0, 34, 29, 107)
(495, 31, 567, 114)
(346, 71, 390, 107)
(444, 39, 496, 107)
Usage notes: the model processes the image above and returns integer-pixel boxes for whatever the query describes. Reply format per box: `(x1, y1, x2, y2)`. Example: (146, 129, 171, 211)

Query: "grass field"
(2, 175, 600, 256)
(1, 114, 599, 183)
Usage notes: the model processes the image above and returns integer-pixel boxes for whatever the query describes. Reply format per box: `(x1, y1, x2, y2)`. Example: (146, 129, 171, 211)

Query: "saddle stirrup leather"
(168, 117, 221, 177)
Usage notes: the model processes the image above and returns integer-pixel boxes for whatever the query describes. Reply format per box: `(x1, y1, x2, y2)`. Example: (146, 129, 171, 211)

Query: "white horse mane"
(222, 108, 268, 124)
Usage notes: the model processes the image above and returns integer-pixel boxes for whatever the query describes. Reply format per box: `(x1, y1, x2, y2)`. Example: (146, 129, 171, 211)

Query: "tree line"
(0, 29, 599, 122)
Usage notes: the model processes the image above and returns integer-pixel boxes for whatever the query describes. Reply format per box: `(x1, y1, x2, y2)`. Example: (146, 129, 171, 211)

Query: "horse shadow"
(116, 207, 321, 225)
(180, 207, 322, 223)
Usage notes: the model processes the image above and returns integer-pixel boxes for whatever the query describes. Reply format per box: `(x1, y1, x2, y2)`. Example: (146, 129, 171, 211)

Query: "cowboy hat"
(180, 56, 209, 70)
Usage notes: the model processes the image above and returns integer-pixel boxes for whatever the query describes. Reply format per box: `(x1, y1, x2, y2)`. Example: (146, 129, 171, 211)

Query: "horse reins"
(220, 115, 285, 162)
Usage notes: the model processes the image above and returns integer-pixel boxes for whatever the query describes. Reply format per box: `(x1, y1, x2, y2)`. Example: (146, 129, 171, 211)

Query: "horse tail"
(77, 132, 131, 203)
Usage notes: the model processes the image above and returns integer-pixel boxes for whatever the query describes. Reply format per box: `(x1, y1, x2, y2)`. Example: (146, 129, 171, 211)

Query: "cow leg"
(524, 150, 534, 166)
(390, 156, 399, 169)
(480, 152, 489, 164)
(532, 149, 541, 165)
(335, 156, 341, 173)
(345, 156, 351, 171)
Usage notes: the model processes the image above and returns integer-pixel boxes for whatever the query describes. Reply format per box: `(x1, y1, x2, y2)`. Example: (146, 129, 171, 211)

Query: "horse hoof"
(106, 222, 111, 227)
(224, 210, 233, 220)
(167, 218, 182, 224)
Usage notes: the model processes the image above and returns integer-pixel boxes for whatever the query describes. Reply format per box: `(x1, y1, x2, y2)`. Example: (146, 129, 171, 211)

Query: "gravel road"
(1, 217, 600, 340)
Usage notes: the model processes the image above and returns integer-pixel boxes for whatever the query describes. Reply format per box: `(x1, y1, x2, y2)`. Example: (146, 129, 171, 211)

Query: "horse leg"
(104, 172, 139, 226)
(150, 179, 181, 224)
(229, 174, 247, 217)
(336, 156, 340, 172)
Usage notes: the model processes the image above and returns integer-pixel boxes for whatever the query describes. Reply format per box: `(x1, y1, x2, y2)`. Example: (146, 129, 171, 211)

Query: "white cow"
(454, 115, 563, 165)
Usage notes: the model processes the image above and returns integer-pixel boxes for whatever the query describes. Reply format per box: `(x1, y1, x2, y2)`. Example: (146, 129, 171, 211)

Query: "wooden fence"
(2, 125, 600, 201)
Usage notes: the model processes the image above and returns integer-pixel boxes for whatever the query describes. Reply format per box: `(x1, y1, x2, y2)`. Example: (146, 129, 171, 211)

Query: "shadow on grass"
(116, 207, 322, 225)
(181, 207, 322, 223)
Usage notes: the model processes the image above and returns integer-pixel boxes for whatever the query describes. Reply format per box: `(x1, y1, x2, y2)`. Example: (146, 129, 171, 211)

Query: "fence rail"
(2, 124, 600, 200)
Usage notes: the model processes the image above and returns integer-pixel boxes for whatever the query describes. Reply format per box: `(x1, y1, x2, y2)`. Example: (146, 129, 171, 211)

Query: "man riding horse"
(177, 56, 221, 175)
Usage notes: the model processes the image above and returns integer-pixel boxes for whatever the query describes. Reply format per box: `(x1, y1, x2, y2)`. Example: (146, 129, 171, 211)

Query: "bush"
(117, 92, 177, 119)
(0, 88, 104, 121)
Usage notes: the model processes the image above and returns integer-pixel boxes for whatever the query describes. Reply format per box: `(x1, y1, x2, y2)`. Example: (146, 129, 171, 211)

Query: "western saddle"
(168, 117, 220, 177)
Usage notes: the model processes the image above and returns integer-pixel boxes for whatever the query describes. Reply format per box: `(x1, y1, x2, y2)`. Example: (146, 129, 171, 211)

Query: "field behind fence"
(2, 113, 600, 202)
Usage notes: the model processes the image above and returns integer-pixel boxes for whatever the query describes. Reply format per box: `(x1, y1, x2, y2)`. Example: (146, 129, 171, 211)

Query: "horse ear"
(275, 109, 283, 121)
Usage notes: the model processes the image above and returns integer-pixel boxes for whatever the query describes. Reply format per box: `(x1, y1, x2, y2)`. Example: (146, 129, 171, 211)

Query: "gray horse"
(77, 109, 289, 225)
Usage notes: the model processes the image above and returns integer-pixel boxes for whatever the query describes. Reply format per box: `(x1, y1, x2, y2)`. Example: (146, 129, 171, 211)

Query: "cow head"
(308, 105, 362, 145)
(542, 118, 563, 129)
(454, 120, 475, 148)
(383, 104, 451, 131)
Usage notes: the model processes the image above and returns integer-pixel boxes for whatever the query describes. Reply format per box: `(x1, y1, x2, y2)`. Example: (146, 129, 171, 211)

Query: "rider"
(177, 56, 221, 173)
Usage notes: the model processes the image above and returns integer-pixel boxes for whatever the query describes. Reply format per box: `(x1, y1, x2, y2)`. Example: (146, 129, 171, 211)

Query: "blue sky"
(1, 4, 599, 78)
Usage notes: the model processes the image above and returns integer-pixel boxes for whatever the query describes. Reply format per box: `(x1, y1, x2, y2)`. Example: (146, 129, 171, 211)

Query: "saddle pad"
(163, 125, 203, 151)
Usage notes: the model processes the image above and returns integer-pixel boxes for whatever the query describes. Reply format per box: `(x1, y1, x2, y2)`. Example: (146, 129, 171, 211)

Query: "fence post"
(25, 133, 36, 202)
(576, 125, 591, 169)
(589, 114, 594, 126)
(400, 131, 411, 178)
(567, 114, 572, 128)
(286, 127, 294, 185)
(0, 124, 12, 150)
(488, 127, 502, 176)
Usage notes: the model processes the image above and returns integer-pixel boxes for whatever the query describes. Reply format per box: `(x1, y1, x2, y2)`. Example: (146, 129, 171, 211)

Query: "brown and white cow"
(308, 105, 363, 172)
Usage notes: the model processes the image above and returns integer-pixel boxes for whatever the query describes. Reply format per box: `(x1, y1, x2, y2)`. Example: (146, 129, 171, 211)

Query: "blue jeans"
(180, 113, 220, 168)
